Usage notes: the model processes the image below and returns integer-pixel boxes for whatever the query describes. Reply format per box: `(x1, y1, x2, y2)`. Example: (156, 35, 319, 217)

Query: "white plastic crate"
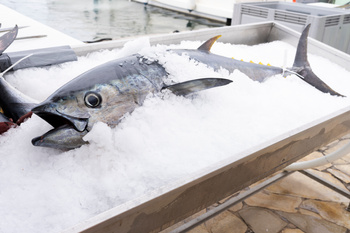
(232, 2, 350, 54)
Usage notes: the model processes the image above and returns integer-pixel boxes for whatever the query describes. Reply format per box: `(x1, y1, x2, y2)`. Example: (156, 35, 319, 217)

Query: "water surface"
(1, 0, 224, 41)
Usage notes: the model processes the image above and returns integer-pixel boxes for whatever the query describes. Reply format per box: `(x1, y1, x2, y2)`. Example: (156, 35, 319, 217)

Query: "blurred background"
(0, 0, 224, 41)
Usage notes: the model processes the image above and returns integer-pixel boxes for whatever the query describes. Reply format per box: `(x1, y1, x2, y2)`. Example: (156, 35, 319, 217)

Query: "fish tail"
(289, 24, 344, 97)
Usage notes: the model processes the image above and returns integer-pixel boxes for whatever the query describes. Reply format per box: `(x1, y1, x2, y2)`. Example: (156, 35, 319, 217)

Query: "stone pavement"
(162, 135, 350, 233)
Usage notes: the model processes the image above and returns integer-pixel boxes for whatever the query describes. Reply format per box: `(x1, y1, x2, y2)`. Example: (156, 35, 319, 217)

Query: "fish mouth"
(32, 104, 89, 132)
(34, 111, 75, 129)
(31, 104, 90, 149)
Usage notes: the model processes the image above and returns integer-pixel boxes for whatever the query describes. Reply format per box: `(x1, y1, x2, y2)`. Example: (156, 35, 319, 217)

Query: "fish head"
(31, 60, 136, 149)
(31, 84, 116, 150)
(33, 59, 128, 129)
(32, 91, 91, 132)
(32, 82, 126, 132)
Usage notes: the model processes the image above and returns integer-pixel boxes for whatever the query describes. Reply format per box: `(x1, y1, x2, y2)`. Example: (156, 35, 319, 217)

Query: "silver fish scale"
(112, 55, 167, 94)
(135, 56, 167, 91)
(173, 49, 283, 82)
(112, 73, 154, 94)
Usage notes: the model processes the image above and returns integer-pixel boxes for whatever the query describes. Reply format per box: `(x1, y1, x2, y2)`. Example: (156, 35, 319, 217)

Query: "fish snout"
(31, 102, 89, 132)
(31, 103, 50, 114)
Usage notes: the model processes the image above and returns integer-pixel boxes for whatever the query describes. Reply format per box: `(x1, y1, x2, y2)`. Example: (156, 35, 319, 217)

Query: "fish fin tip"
(292, 24, 311, 68)
(197, 35, 221, 52)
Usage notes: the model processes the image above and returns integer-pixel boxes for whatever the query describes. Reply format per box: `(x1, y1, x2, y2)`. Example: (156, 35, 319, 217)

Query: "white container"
(232, 2, 350, 54)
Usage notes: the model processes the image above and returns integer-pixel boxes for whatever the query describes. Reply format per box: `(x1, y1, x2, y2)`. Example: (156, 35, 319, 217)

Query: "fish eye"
(84, 92, 102, 108)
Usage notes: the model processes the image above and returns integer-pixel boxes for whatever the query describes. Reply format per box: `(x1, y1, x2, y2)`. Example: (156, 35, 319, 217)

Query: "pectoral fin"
(163, 78, 232, 96)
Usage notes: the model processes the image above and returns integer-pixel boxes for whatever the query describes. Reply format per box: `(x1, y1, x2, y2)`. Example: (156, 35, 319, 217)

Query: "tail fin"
(290, 24, 344, 97)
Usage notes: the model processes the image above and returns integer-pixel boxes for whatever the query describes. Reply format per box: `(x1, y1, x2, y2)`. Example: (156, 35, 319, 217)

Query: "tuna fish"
(1, 24, 343, 149)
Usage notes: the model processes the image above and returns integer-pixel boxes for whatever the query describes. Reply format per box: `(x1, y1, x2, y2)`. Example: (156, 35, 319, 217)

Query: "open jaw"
(31, 110, 89, 150)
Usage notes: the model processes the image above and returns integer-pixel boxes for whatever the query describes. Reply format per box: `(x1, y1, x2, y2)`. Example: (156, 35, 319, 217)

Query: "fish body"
(173, 49, 283, 82)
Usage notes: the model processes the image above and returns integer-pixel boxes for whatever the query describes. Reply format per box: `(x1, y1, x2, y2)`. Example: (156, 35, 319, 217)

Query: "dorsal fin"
(197, 35, 221, 52)
(0, 25, 18, 55)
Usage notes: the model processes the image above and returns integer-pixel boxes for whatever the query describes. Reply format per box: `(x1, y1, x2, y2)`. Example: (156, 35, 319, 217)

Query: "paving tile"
(297, 151, 324, 162)
(282, 228, 305, 233)
(300, 200, 350, 229)
(277, 211, 347, 233)
(323, 139, 350, 155)
(333, 158, 349, 165)
(293, 151, 332, 171)
(298, 209, 322, 219)
(285, 223, 297, 229)
(244, 190, 302, 213)
(228, 201, 243, 212)
(313, 164, 333, 171)
(205, 211, 247, 233)
(334, 164, 350, 177)
(239, 207, 287, 233)
(338, 152, 350, 163)
(266, 172, 349, 202)
(329, 150, 350, 165)
(187, 224, 209, 233)
(309, 169, 347, 189)
(327, 168, 350, 183)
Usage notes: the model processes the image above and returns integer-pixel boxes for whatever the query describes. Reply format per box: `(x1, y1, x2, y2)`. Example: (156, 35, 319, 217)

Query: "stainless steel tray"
(63, 22, 350, 233)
